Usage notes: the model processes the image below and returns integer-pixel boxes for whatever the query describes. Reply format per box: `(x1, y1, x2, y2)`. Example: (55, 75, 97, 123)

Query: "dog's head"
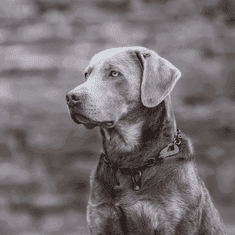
(66, 46, 181, 129)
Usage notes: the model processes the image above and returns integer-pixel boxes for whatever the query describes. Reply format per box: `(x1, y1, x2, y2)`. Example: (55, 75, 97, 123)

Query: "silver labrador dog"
(66, 46, 226, 235)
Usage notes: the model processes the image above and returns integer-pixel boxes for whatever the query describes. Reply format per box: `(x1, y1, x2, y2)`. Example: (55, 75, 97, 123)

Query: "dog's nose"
(66, 91, 82, 105)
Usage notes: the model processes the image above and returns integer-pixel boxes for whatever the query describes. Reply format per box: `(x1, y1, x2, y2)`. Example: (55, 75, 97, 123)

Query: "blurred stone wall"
(0, 0, 235, 234)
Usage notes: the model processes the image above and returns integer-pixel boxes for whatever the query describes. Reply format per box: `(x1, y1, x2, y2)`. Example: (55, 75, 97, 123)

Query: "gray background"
(0, 0, 235, 234)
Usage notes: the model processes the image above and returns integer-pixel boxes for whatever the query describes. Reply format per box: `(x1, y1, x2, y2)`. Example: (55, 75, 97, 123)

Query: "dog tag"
(135, 185, 140, 191)
(131, 170, 142, 191)
(160, 143, 179, 158)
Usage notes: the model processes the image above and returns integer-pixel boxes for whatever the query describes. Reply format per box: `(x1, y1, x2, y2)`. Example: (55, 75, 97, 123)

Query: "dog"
(66, 46, 226, 235)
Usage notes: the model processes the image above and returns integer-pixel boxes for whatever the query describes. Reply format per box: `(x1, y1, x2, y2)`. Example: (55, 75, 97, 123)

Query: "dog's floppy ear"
(135, 48, 181, 108)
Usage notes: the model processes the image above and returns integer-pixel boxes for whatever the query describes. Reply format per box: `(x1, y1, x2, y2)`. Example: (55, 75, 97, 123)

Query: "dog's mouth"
(70, 113, 96, 129)
(104, 121, 115, 128)
(70, 113, 115, 129)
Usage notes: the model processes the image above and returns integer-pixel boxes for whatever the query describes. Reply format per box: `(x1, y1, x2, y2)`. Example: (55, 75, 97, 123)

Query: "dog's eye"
(110, 71, 119, 77)
(84, 72, 88, 79)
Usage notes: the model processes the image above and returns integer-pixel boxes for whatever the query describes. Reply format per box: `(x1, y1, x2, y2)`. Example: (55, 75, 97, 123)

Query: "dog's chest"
(116, 195, 184, 234)
(124, 200, 159, 230)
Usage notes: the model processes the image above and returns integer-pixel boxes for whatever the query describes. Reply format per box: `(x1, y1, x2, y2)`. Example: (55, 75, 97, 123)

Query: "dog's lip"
(71, 114, 97, 130)
(71, 113, 91, 124)
(70, 113, 115, 129)
(104, 121, 115, 128)
(83, 123, 97, 129)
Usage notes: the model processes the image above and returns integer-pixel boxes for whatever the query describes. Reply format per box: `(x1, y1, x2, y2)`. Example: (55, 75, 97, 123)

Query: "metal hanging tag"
(160, 143, 179, 158)
(131, 170, 142, 191)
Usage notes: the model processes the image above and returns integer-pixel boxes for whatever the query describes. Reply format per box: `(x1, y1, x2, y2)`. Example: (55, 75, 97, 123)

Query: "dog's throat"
(101, 120, 144, 153)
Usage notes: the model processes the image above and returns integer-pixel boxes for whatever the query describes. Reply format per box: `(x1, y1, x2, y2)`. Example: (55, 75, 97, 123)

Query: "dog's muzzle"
(66, 92, 115, 129)
(66, 91, 95, 128)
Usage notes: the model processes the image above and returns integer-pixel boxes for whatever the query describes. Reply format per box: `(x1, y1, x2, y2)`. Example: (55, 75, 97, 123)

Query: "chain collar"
(102, 129, 182, 191)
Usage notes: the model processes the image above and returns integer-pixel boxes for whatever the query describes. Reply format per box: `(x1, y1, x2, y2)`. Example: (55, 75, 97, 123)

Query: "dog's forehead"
(89, 47, 133, 66)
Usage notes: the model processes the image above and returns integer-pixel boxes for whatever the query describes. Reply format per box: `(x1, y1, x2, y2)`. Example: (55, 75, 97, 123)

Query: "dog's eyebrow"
(84, 66, 93, 77)
(103, 63, 121, 72)
(103, 64, 112, 71)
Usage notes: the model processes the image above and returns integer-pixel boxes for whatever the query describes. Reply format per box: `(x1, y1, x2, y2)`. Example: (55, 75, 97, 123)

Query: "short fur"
(66, 46, 226, 235)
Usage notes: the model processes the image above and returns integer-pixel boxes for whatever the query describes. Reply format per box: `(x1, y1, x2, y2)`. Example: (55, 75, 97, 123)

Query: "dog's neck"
(100, 96, 177, 164)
